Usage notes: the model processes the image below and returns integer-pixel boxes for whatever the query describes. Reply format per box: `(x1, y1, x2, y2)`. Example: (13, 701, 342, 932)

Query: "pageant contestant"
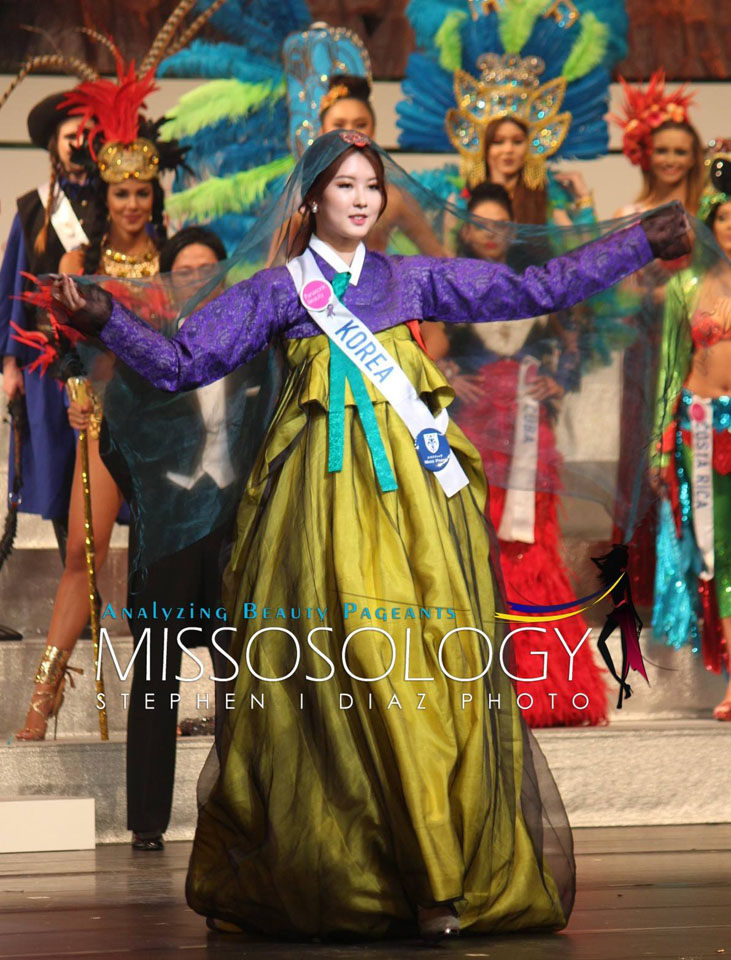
(0, 92, 96, 557)
(652, 154, 731, 719)
(469, 115, 596, 227)
(271, 70, 446, 263)
(610, 73, 704, 606)
(424, 183, 607, 726)
(612, 72, 705, 219)
(13, 72, 185, 741)
(2, 4, 221, 742)
(395, 0, 624, 228)
(319, 74, 445, 253)
(51, 132, 687, 940)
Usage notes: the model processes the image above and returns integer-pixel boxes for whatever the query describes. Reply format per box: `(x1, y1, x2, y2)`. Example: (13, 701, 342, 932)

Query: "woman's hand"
(451, 373, 484, 404)
(2, 356, 24, 401)
(554, 170, 590, 201)
(641, 203, 692, 261)
(528, 375, 564, 402)
(67, 398, 93, 431)
(52, 275, 87, 312)
(51, 276, 113, 334)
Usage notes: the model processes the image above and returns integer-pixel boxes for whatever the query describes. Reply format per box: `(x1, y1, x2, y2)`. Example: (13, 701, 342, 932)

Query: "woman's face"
(461, 200, 511, 261)
(171, 242, 222, 304)
(321, 98, 375, 138)
(649, 129, 695, 188)
(712, 202, 731, 258)
(107, 180, 154, 237)
(486, 120, 529, 181)
(171, 242, 220, 275)
(314, 151, 384, 246)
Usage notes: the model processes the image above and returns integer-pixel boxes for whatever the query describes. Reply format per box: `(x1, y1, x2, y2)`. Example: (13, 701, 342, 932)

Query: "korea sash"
(37, 182, 88, 253)
(287, 250, 469, 497)
(497, 357, 540, 543)
(690, 397, 714, 580)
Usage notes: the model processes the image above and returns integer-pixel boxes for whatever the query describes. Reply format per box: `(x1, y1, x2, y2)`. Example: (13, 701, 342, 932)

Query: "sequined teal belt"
(327, 271, 397, 493)
(677, 389, 731, 432)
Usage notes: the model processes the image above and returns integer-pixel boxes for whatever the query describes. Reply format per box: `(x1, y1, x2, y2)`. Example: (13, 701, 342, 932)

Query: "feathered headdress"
(611, 70, 694, 171)
(61, 51, 161, 182)
(397, 0, 629, 191)
(0, 0, 228, 181)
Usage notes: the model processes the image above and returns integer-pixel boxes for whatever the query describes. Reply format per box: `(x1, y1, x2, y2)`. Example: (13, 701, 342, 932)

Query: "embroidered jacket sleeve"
(407, 223, 654, 324)
(100, 267, 296, 391)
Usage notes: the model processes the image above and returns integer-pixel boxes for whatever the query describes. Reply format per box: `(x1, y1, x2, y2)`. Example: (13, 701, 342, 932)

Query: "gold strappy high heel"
(15, 645, 83, 741)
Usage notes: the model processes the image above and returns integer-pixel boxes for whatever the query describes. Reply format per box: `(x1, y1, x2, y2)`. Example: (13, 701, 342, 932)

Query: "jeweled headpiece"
(283, 22, 372, 158)
(61, 54, 161, 182)
(446, 53, 570, 189)
(399, 0, 627, 198)
(610, 70, 694, 172)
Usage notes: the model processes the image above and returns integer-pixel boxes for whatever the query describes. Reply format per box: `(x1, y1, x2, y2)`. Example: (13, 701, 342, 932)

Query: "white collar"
(309, 235, 366, 286)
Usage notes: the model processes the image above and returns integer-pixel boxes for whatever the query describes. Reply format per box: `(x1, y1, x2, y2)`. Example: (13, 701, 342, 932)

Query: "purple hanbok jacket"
(101, 225, 654, 392)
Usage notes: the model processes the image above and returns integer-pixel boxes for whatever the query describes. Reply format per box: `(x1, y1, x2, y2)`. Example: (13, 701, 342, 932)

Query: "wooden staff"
(67, 375, 108, 740)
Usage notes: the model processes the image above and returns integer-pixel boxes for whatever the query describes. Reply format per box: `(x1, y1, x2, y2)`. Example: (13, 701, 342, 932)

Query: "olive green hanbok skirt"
(185, 324, 575, 938)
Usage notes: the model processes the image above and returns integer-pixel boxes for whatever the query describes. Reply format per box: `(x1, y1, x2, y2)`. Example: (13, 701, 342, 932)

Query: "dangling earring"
(311, 202, 318, 213)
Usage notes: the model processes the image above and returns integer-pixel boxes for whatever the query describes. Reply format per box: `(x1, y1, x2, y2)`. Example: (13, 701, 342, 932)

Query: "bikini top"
(691, 299, 731, 349)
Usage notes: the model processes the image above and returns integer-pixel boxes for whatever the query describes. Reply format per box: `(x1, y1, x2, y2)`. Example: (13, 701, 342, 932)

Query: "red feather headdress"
(610, 70, 694, 171)
(0, 0, 229, 180)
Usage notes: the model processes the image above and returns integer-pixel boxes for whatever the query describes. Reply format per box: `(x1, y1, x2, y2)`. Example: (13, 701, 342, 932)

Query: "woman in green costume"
(52, 131, 687, 941)
(651, 164, 731, 717)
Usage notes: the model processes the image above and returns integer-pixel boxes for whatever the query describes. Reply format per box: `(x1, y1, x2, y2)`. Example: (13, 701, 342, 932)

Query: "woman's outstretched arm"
(55, 267, 298, 392)
(413, 206, 689, 325)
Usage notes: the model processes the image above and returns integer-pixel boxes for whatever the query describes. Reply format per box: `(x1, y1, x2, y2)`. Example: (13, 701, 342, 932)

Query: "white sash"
(690, 397, 714, 580)
(286, 249, 469, 497)
(497, 357, 540, 543)
(37, 182, 88, 253)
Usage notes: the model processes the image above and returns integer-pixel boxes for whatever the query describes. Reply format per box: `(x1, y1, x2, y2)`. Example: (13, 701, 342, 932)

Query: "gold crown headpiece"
(445, 53, 571, 190)
(97, 138, 161, 183)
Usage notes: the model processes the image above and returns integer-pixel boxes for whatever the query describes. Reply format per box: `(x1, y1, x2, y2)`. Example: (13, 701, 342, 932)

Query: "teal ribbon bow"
(328, 271, 397, 493)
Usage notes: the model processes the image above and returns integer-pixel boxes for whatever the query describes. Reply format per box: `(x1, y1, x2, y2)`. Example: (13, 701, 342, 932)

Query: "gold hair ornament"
(319, 83, 352, 115)
(98, 138, 161, 183)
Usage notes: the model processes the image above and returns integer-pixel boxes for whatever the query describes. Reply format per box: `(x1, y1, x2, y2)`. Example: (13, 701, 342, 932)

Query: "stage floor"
(0, 825, 729, 959)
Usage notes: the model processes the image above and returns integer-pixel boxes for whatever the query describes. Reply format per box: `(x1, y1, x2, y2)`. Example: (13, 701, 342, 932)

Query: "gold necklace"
(101, 238, 159, 279)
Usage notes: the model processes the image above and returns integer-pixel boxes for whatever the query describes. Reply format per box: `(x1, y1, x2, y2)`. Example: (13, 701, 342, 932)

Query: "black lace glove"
(51, 276, 113, 336)
(640, 201, 691, 260)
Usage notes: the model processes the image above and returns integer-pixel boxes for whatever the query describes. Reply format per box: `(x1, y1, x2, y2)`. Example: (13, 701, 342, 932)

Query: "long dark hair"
(83, 177, 167, 275)
(483, 117, 548, 225)
(287, 144, 388, 259)
(34, 125, 68, 257)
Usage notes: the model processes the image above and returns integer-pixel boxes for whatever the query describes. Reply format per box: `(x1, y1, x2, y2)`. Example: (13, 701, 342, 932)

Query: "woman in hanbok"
(50, 131, 687, 941)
